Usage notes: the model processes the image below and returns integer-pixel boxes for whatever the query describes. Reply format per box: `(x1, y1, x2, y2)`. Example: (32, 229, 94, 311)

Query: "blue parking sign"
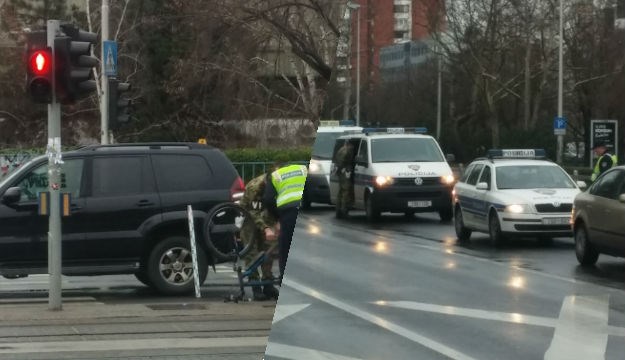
(554, 116, 566, 135)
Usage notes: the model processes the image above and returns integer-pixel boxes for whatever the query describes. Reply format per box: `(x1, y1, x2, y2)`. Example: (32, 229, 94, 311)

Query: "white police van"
(303, 120, 362, 208)
(329, 127, 456, 221)
(453, 149, 587, 246)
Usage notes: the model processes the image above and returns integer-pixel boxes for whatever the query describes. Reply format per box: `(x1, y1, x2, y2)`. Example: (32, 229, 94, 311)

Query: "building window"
(394, 5, 409, 13)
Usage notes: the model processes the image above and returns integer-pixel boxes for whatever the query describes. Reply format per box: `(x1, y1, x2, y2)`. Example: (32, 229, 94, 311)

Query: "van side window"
(466, 164, 484, 186)
(355, 140, 368, 163)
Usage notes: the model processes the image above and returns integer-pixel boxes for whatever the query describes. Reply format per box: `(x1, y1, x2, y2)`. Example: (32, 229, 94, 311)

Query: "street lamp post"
(557, 0, 564, 164)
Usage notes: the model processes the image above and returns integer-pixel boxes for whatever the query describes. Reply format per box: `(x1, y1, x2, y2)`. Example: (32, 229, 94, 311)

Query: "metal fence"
(232, 161, 309, 183)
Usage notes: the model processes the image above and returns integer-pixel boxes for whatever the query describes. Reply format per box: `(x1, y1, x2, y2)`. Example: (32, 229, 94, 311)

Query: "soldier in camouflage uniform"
(335, 141, 355, 218)
(239, 173, 280, 301)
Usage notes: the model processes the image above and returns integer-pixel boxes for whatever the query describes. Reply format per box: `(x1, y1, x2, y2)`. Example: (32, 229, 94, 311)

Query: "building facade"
(349, 0, 444, 88)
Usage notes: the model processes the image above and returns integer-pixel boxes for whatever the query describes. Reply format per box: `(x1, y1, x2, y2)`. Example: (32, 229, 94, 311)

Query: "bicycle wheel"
(203, 202, 253, 261)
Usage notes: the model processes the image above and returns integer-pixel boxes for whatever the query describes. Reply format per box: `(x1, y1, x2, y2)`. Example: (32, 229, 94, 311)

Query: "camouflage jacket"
(335, 145, 354, 170)
(239, 174, 277, 231)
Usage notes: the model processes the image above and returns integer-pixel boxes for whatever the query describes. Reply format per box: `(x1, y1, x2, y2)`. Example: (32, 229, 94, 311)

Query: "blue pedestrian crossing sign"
(554, 116, 566, 135)
(103, 41, 118, 77)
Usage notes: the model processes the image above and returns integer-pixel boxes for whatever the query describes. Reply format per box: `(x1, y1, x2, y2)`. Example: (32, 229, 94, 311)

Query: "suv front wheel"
(147, 236, 208, 295)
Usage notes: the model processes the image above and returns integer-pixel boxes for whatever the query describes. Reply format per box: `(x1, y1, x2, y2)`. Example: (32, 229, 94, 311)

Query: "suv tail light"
(230, 176, 245, 203)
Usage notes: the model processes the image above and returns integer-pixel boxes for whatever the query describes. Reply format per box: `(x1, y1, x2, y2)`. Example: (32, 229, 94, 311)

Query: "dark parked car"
(572, 166, 625, 266)
(0, 143, 246, 295)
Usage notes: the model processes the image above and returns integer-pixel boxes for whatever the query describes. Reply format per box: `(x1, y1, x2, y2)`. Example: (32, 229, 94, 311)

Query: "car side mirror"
(476, 182, 489, 191)
(619, 194, 625, 203)
(1, 187, 21, 205)
(446, 154, 456, 163)
(576, 181, 587, 191)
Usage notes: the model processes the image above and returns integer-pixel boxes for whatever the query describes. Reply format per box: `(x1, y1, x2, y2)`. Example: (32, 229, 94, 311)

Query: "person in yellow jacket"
(591, 141, 617, 182)
(262, 163, 308, 281)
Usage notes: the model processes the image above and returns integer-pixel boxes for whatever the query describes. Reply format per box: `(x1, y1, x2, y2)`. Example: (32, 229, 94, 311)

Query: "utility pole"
(557, 0, 564, 164)
(46, 19, 63, 311)
(436, 51, 442, 140)
(101, 0, 110, 144)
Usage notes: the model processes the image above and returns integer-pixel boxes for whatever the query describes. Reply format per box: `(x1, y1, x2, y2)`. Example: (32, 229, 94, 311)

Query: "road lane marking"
(283, 279, 479, 360)
(0, 336, 268, 354)
(272, 304, 310, 324)
(265, 343, 362, 360)
(374, 301, 556, 328)
(544, 295, 609, 360)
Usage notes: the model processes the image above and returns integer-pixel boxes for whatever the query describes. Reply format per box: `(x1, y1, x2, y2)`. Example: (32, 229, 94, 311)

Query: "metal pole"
(436, 51, 442, 140)
(101, 0, 110, 144)
(355, 7, 361, 127)
(47, 19, 62, 311)
(557, 0, 564, 164)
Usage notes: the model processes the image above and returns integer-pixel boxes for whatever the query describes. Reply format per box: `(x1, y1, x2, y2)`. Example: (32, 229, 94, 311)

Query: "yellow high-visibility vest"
(271, 165, 308, 208)
(591, 153, 618, 181)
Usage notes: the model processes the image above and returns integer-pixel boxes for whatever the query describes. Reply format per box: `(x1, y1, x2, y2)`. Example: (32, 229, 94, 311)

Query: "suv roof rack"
(80, 142, 212, 151)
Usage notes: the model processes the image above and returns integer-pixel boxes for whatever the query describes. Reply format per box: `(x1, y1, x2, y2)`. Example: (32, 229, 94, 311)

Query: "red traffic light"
(29, 50, 51, 75)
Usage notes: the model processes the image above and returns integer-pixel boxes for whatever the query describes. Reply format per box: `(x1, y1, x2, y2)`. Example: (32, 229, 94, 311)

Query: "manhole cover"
(147, 303, 206, 310)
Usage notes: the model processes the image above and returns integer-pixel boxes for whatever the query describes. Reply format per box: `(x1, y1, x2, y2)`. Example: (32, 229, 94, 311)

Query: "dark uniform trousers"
(277, 206, 299, 279)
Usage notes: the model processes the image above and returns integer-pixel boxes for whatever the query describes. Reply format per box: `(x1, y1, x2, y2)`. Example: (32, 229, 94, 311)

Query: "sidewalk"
(0, 295, 275, 359)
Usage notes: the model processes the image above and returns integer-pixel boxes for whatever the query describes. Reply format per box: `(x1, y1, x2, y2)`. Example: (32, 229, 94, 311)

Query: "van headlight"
(308, 160, 322, 174)
(441, 174, 455, 185)
(375, 176, 394, 187)
(504, 204, 531, 214)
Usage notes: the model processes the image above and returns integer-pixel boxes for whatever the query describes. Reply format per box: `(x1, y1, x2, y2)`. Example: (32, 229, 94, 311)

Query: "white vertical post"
(47, 19, 63, 311)
(187, 205, 201, 298)
(101, 0, 110, 144)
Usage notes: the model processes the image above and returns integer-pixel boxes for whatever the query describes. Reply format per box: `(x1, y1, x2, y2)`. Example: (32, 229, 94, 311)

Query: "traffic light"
(108, 78, 132, 130)
(54, 24, 98, 104)
(25, 31, 53, 103)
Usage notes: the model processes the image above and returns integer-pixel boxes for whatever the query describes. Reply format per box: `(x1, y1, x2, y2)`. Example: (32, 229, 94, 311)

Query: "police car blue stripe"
(457, 195, 506, 218)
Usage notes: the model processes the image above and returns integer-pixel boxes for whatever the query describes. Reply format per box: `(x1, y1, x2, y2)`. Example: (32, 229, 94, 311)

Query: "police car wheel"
(454, 207, 471, 242)
(365, 194, 380, 222)
(488, 212, 506, 247)
(575, 224, 599, 266)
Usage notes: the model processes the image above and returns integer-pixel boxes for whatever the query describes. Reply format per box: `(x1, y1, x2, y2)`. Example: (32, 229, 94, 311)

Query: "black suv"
(0, 143, 246, 295)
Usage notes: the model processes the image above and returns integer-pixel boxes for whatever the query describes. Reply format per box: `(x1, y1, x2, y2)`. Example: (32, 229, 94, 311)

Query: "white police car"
(329, 127, 456, 221)
(453, 149, 586, 246)
(303, 120, 362, 208)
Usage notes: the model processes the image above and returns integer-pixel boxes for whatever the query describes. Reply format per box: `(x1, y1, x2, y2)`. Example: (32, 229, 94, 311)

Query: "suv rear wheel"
(147, 236, 208, 295)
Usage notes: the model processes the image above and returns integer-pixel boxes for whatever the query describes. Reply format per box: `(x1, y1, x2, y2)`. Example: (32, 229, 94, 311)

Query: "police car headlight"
(375, 176, 394, 187)
(441, 175, 455, 185)
(505, 204, 530, 214)
(308, 160, 322, 174)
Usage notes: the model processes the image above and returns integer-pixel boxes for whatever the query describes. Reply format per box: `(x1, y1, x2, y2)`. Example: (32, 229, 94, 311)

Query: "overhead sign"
(590, 120, 618, 167)
(103, 40, 118, 77)
(554, 116, 566, 136)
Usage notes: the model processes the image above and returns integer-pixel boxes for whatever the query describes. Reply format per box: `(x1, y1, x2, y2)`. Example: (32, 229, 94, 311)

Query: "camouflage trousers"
(240, 227, 275, 280)
(336, 170, 354, 213)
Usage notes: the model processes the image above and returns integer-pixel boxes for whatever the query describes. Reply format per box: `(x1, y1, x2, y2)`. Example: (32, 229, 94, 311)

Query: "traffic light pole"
(101, 0, 110, 144)
(47, 19, 63, 311)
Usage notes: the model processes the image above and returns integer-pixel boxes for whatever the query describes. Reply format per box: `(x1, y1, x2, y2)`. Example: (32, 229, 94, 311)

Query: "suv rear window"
(152, 154, 213, 192)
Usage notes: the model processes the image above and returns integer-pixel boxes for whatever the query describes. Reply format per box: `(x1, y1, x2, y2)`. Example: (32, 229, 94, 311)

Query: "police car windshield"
(312, 132, 343, 160)
(496, 165, 576, 190)
(371, 138, 444, 163)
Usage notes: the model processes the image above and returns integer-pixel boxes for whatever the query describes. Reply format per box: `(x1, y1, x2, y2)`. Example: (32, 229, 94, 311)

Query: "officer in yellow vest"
(262, 163, 308, 281)
(591, 140, 618, 182)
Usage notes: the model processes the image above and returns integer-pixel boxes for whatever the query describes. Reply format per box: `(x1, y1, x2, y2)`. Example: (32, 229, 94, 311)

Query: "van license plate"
(408, 201, 431, 208)
(542, 217, 569, 225)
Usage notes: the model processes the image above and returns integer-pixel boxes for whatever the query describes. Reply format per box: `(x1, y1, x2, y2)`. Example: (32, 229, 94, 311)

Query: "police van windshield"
(496, 165, 576, 189)
(312, 132, 344, 160)
(371, 138, 444, 163)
